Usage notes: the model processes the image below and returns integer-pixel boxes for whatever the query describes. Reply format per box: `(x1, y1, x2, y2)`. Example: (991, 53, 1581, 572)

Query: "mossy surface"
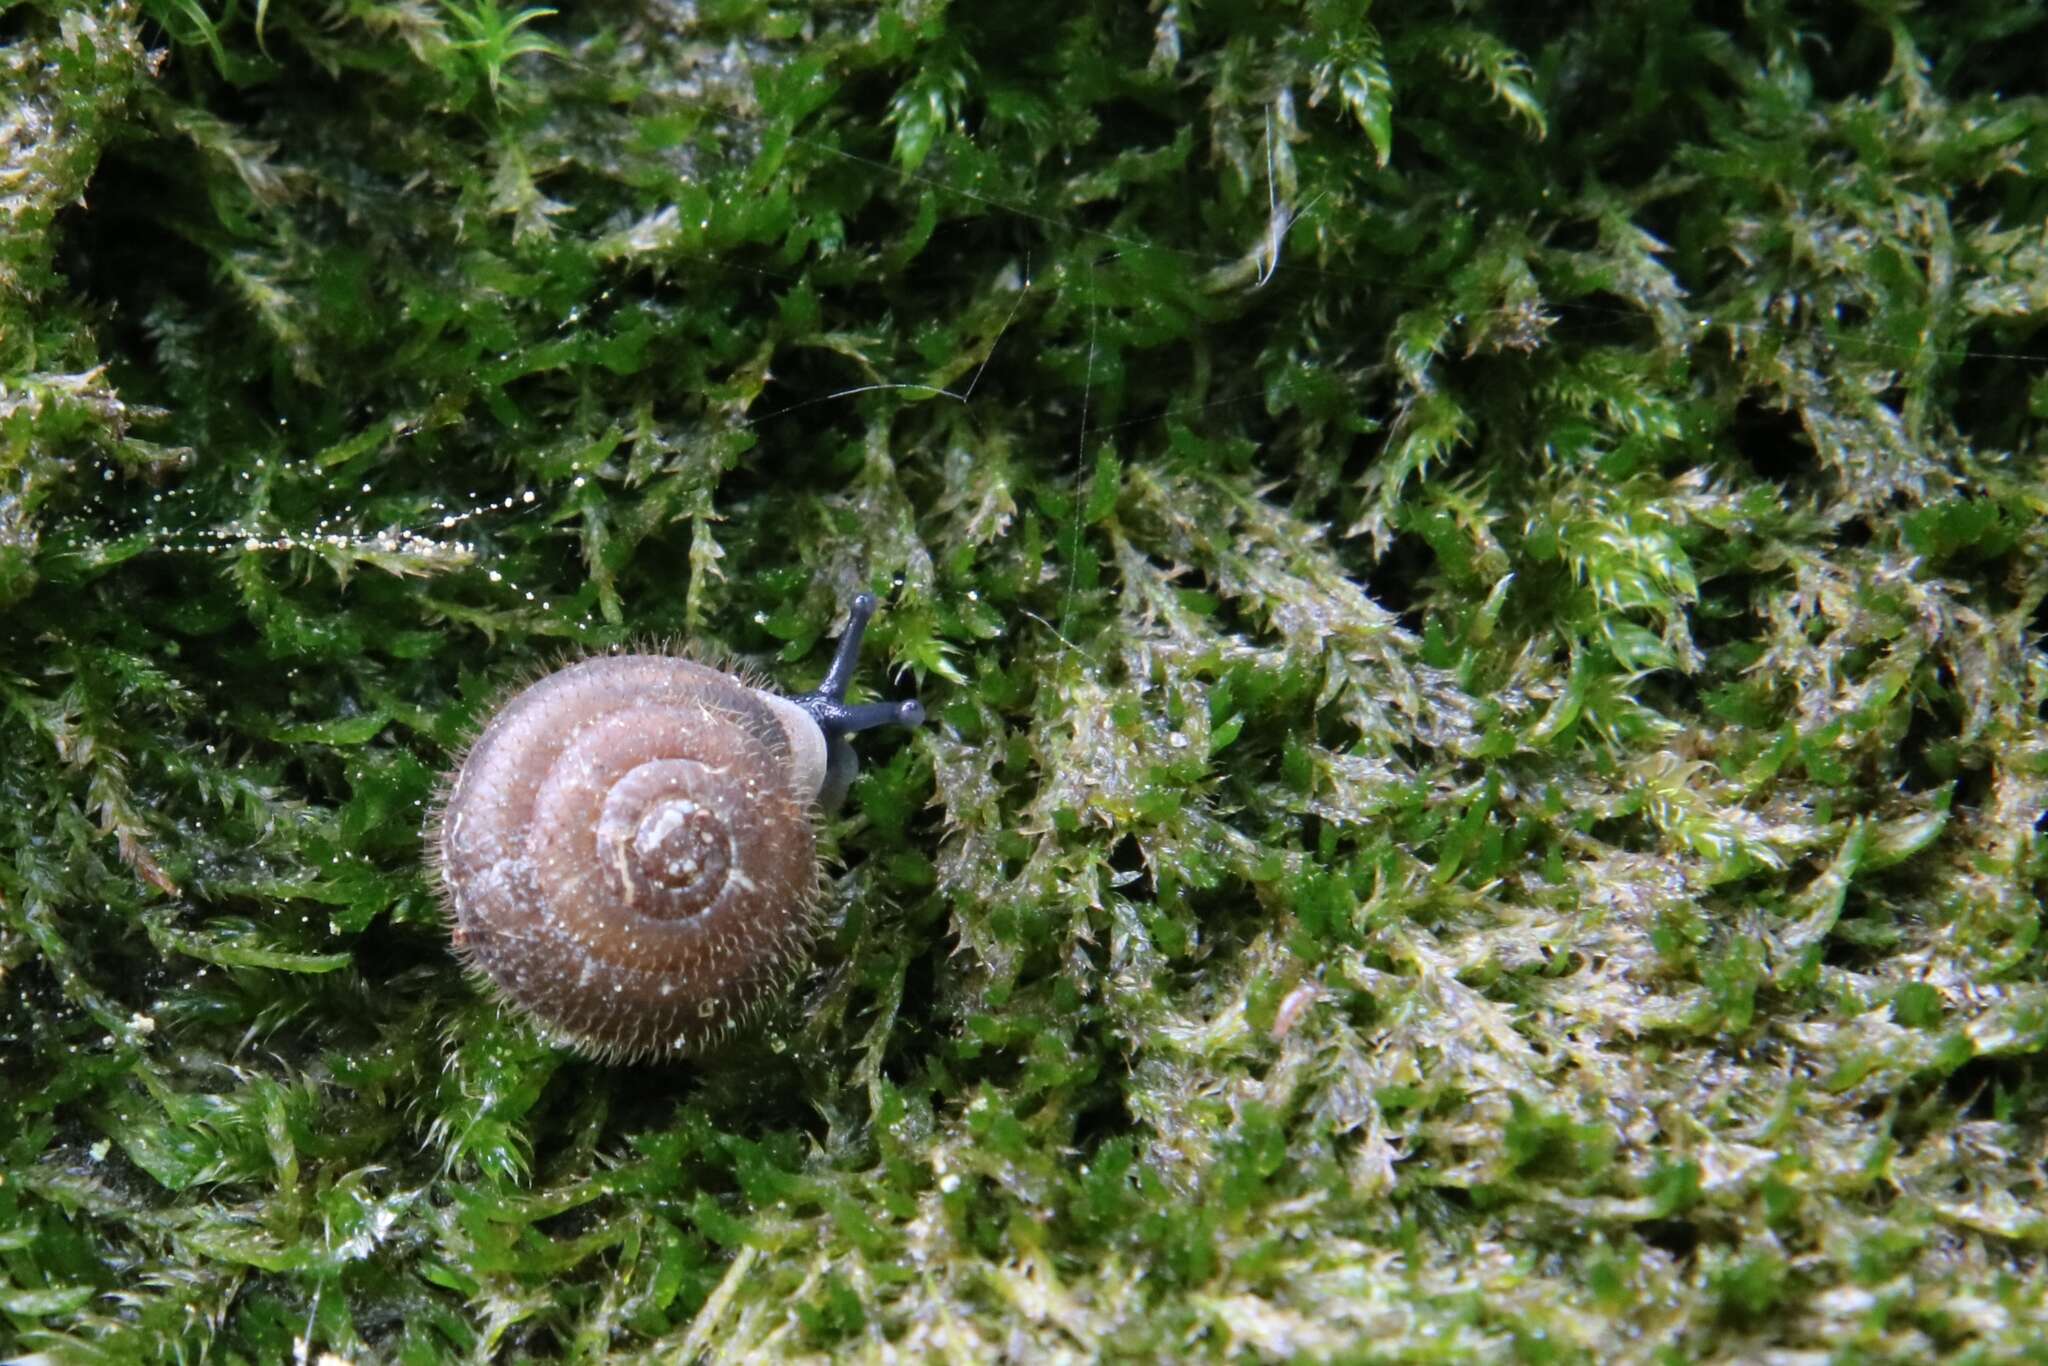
(4, 1, 2047, 1360)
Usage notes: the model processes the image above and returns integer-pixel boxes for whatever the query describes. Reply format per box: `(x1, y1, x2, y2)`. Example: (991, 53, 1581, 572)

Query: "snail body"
(433, 594, 923, 1058)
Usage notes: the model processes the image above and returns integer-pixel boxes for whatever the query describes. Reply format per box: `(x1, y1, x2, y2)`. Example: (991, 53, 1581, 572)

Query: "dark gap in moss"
(0, 952, 68, 1057)
(2026, 584, 2048, 660)
(1083, 98, 1189, 163)
(1834, 516, 1872, 550)
(1956, 552, 2025, 624)
(1331, 980, 1378, 1032)
(1690, 569, 1771, 660)
(1587, 133, 1697, 210)
(1726, 397, 1814, 488)
(1582, 815, 1647, 858)
(912, 203, 1027, 299)
(697, 1046, 830, 1141)
(205, 54, 294, 134)
(1297, 810, 1324, 864)
(1637, 666, 1701, 729)
(1068, 1080, 1136, 1159)
(1359, 529, 1432, 626)
(131, 12, 177, 57)
(1922, 7, 2048, 97)
(938, 1029, 1033, 1100)
(47, 1128, 171, 1210)
(1948, 753, 1994, 817)
(349, 912, 440, 989)
(601, 1091, 711, 1178)
(1668, 0, 1754, 55)
(612, 539, 702, 638)
(1820, 892, 1902, 970)
(1777, 857, 1827, 910)
(1139, 558, 1270, 660)
(1941, 1053, 2048, 1125)
(1737, 4, 1894, 103)
(352, 1296, 432, 1356)
(1816, 37, 1900, 105)
(1413, 1183, 1475, 1226)
(1947, 324, 2048, 453)
(1106, 834, 1152, 902)
(1938, 177, 2021, 245)
(888, 939, 947, 1062)
(534, 1192, 612, 1244)
(1044, 195, 1153, 257)
(1895, 680, 1967, 793)
(752, 357, 908, 454)
(50, 176, 215, 401)
(1544, 216, 1599, 257)
(1818, 302, 1872, 342)
(0, 7, 50, 48)
(1640, 1216, 1702, 1262)
(278, 752, 349, 818)
(1555, 32, 1735, 208)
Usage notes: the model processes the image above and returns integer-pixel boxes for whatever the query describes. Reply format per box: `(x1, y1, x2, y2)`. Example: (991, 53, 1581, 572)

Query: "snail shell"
(433, 595, 923, 1058)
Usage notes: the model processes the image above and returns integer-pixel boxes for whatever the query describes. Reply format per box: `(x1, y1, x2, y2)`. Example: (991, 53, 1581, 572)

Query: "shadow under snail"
(432, 593, 924, 1058)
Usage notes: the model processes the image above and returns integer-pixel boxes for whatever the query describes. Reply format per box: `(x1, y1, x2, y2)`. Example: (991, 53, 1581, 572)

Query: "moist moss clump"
(4, 1, 2047, 1360)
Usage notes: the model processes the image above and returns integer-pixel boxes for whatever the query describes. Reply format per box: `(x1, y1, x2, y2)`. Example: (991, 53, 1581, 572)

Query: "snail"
(432, 593, 924, 1058)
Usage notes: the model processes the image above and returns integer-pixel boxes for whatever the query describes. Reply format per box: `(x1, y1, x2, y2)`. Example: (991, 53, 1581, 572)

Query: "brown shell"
(433, 655, 821, 1058)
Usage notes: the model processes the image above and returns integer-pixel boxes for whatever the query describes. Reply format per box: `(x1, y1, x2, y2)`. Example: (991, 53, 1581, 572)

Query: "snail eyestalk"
(791, 592, 926, 743)
(790, 592, 925, 812)
(833, 698, 927, 734)
(807, 591, 878, 705)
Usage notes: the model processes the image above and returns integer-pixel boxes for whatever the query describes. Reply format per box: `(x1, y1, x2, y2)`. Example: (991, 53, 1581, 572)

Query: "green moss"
(4, 0, 2048, 1359)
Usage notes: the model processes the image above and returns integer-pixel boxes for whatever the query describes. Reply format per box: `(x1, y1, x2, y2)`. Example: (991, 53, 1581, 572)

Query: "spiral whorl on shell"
(434, 596, 923, 1058)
